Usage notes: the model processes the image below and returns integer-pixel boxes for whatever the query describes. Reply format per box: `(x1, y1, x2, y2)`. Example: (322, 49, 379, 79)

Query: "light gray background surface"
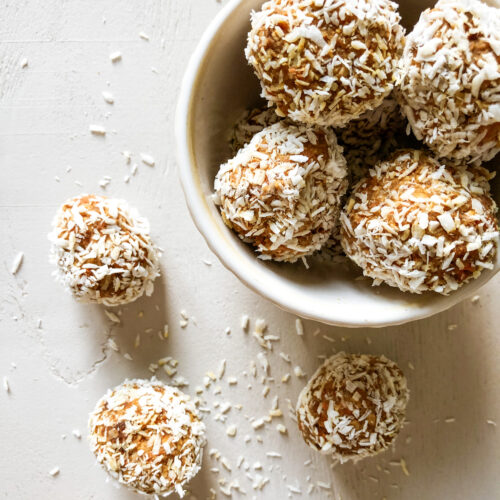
(1, 1, 499, 499)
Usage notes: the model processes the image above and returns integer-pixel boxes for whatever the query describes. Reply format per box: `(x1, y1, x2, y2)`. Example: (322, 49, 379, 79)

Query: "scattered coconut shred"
(214, 121, 347, 263)
(10, 252, 24, 275)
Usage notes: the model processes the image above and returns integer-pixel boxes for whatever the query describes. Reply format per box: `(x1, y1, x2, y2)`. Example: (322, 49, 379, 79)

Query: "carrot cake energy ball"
(245, 0, 405, 127)
(89, 379, 206, 498)
(49, 194, 160, 306)
(398, 0, 500, 163)
(214, 121, 348, 262)
(335, 93, 408, 187)
(340, 150, 499, 294)
(231, 106, 281, 154)
(296, 352, 409, 462)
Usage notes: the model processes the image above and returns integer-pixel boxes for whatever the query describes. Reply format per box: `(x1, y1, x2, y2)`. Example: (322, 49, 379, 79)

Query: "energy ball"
(89, 379, 206, 498)
(296, 352, 409, 462)
(214, 121, 348, 262)
(245, 0, 405, 127)
(49, 194, 160, 306)
(398, 0, 500, 163)
(335, 93, 409, 188)
(230, 106, 281, 154)
(341, 150, 499, 294)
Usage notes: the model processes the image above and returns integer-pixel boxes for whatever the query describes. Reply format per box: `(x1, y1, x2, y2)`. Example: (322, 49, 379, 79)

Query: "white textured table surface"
(1, 1, 499, 499)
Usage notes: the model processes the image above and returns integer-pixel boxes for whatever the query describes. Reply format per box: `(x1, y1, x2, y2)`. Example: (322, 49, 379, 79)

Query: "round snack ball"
(89, 379, 206, 498)
(214, 121, 348, 262)
(340, 149, 499, 294)
(398, 0, 500, 163)
(296, 352, 409, 462)
(231, 106, 281, 154)
(245, 0, 405, 127)
(49, 194, 160, 306)
(335, 93, 408, 187)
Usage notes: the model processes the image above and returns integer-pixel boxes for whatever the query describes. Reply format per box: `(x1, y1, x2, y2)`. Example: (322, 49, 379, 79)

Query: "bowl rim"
(175, 0, 499, 328)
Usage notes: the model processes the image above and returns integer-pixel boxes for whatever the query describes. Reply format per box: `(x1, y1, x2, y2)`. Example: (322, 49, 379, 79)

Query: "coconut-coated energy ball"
(296, 352, 409, 462)
(49, 194, 160, 306)
(245, 0, 405, 127)
(230, 106, 281, 154)
(340, 149, 499, 294)
(335, 93, 409, 188)
(89, 379, 206, 498)
(214, 121, 348, 262)
(398, 0, 500, 163)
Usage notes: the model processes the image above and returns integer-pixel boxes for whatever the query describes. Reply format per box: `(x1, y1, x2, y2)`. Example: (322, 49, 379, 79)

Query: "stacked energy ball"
(215, 0, 499, 295)
(215, 121, 348, 262)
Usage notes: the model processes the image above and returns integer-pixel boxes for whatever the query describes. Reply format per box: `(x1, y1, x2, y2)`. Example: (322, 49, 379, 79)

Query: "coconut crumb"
(104, 310, 120, 324)
(276, 424, 287, 434)
(241, 315, 250, 331)
(102, 91, 114, 104)
(89, 124, 106, 135)
(226, 425, 237, 437)
(10, 252, 24, 275)
(107, 338, 119, 352)
(109, 51, 122, 63)
(217, 359, 226, 380)
(252, 419, 265, 430)
(400, 458, 410, 477)
(48, 467, 60, 477)
(295, 318, 305, 336)
(140, 153, 155, 166)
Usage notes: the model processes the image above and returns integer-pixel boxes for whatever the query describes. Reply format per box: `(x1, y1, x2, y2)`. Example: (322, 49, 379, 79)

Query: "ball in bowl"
(398, 0, 500, 163)
(340, 149, 499, 294)
(335, 92, 408, 188)
(214, 121, 348, 262)
(245, 0, 405, 126)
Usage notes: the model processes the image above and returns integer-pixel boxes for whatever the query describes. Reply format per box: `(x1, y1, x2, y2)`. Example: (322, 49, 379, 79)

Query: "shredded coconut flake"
(10, 252, 24, 275)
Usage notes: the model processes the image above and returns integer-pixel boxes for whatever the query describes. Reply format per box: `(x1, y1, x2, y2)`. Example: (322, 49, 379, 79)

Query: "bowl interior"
(184, 0, 499, 327)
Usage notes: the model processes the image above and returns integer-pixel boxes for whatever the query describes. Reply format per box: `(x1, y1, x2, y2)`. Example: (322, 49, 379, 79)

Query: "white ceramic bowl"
(176, 0, 499, 327)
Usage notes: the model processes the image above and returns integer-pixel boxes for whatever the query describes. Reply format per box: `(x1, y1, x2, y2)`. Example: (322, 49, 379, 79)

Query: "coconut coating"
(48, 194, 160, 306)
(89, 379, 206, 498)
(341, 150, 499, 294)
(335, 93, 409, 188)
(214, 121, 348, 262)
(245, 0, 405, 127)
(231, 106, 281, 155)
(397, 0, 500, 163)
(296, 352, 409, 462)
